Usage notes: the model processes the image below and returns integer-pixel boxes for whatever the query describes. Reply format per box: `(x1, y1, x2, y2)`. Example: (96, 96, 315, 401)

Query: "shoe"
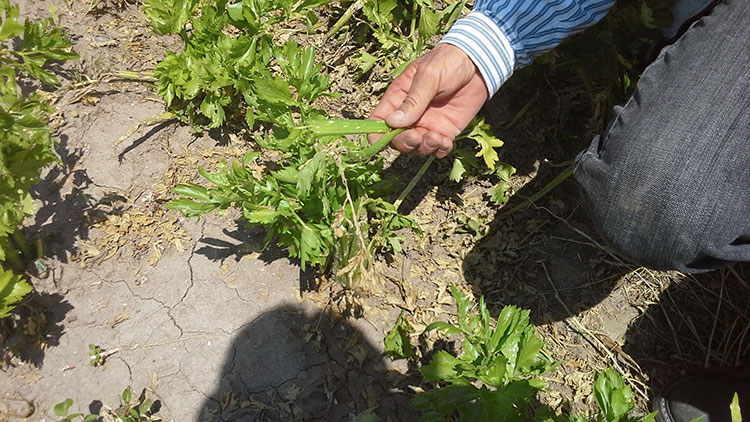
(653, 369, 750, 422)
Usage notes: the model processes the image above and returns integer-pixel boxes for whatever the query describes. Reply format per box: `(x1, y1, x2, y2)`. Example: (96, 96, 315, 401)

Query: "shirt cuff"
(439, 11, 516, 98)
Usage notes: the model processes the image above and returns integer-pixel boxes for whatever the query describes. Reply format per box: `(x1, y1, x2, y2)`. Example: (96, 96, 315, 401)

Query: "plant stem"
(306, 118, 390, 136)
(326, 0, 363, 39)
(496, 166, 574, 218)
(394, 156, 435, 209)
(34, 235, 44, 259)
(111, 70, 156, 81)
(3, 246, 25, 272)
(409, 1, 418, 43)
(10, 229, 32, 261)
(114, 112, 177, 149)
(347, 128, 405, 162)
(386, 34, 411, 46)
(371, 155, 436, 253)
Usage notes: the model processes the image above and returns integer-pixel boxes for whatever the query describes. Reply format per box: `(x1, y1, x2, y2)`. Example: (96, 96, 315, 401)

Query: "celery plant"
(0, 0, 78, 316)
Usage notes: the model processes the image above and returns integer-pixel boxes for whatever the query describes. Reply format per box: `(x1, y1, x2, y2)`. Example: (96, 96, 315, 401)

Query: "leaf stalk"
(347, 128, 404, 162)
(394, 155, 435, 209)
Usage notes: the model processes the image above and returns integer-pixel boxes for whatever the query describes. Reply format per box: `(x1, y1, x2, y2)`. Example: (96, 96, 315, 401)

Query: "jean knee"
(574, 145, 743, 273)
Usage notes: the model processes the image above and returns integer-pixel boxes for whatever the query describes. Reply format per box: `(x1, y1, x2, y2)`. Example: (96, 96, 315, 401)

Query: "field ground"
(2, 1, 749, 421)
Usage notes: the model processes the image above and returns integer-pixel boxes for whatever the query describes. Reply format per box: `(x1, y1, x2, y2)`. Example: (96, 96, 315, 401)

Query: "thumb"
(386, 68, 439, 128)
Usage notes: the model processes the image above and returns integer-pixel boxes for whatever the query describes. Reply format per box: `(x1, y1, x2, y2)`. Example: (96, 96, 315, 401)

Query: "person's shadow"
(623, 263, 750, 394)
(196, 305, 420, 421)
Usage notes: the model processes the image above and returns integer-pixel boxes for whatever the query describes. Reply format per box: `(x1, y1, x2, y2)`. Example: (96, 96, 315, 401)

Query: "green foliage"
(0, 0, 77, 317)
(384, 310, 415, 359)
(54, 386, 162, 422)
(730, 392, 742, 422)
(355, 0, 468, 75)
(456, 118, 504, 171)
(592, 368, 638, 422)
(142, 0, 199, 35)
(449, 119, 512, 204)
(165, 125, 417, 277)
(0, 1, 78, 85)
(454, 212, 487, 237)
(144, 0, 440, 283)
(144, 0, 508, 286)
(449, 117, 507, 181)
(566, 368, 656, 422)
(0, 268, 31, 317)
(389, 288, 658, 422)
(489, 163, 516, 205)
(88, 343, 107, 367)
(145, 0, 332, 129)
(413, 285, 554, 421)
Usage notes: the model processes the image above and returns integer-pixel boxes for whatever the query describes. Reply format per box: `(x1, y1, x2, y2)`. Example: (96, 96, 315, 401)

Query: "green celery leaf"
(461, 381, 539, 422)
(245, 206, 278, 224)
(0, 269, 33, 319)
(143, 0, 199, 35)
(254, 75, 297, 107)
(418, 7, 439, 40)
(53, 399, 73, 416)
(420, 350, 463, 382)
(458, 118, 504, 170)
(475, 356, 508, 389)
(384, 310, 415, 360)
(412, 384, 481, 420)
(424, 321, 462, 335)
(165, 198, 218, 217)
(593, 368, 635, 422)
(450, 285, 471, 332)
(171, 184, 211, 201)
(730, 393, 742, 422)
(296, 151, 325, 197)
(449, 156, 466, 182)
(0, 2, 23, 40)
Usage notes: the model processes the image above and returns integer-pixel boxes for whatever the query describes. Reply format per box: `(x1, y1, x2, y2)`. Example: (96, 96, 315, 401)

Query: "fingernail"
(389, 110, 405, 122)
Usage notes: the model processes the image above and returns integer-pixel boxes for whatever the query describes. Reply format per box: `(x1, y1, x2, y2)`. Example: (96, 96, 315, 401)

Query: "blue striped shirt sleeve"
(440, 0, 616, 97)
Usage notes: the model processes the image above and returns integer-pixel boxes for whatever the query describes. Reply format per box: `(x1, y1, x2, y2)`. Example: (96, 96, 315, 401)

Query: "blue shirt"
(440, 0, 616, 96)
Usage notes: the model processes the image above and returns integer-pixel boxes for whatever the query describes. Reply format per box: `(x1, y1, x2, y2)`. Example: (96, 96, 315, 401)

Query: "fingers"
(386, 65, 439, 129)
(388, 129, 453, 158)
(369, 64, 415, 122)
(418, 131, 453, 158)
(367, 44, 481, 156)
(389, 128, 424, 152)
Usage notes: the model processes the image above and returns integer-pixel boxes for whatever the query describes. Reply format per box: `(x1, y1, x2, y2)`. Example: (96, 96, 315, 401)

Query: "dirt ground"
(2, 1, 749, 421)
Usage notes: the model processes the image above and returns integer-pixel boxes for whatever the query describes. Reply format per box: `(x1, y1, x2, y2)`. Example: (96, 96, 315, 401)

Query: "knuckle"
(401, 95, 421, 110)
(418, 64, 439, 79)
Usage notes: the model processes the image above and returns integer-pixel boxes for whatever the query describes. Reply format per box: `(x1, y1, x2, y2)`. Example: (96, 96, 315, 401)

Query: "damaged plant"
(143, 0, 509, 286)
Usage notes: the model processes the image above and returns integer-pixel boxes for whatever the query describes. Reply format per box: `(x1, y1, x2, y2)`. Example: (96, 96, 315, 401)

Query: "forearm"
(440, 0, 616, 97)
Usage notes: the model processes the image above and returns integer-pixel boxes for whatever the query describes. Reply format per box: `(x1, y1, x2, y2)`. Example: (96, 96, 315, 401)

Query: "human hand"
(369, 44, 488, 158)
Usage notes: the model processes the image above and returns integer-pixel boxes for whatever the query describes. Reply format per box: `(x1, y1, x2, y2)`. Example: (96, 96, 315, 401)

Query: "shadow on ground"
(195, 224, 285, 264)
(30, 134, 128, 264)
(623, 263, 750, 395)
(461, 195, 633, 325)
(0, 292, 73, 367)
(197, 305, 419, 422)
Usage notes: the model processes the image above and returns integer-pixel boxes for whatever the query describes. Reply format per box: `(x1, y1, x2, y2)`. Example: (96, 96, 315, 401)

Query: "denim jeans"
(574, 0, 750, 273)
